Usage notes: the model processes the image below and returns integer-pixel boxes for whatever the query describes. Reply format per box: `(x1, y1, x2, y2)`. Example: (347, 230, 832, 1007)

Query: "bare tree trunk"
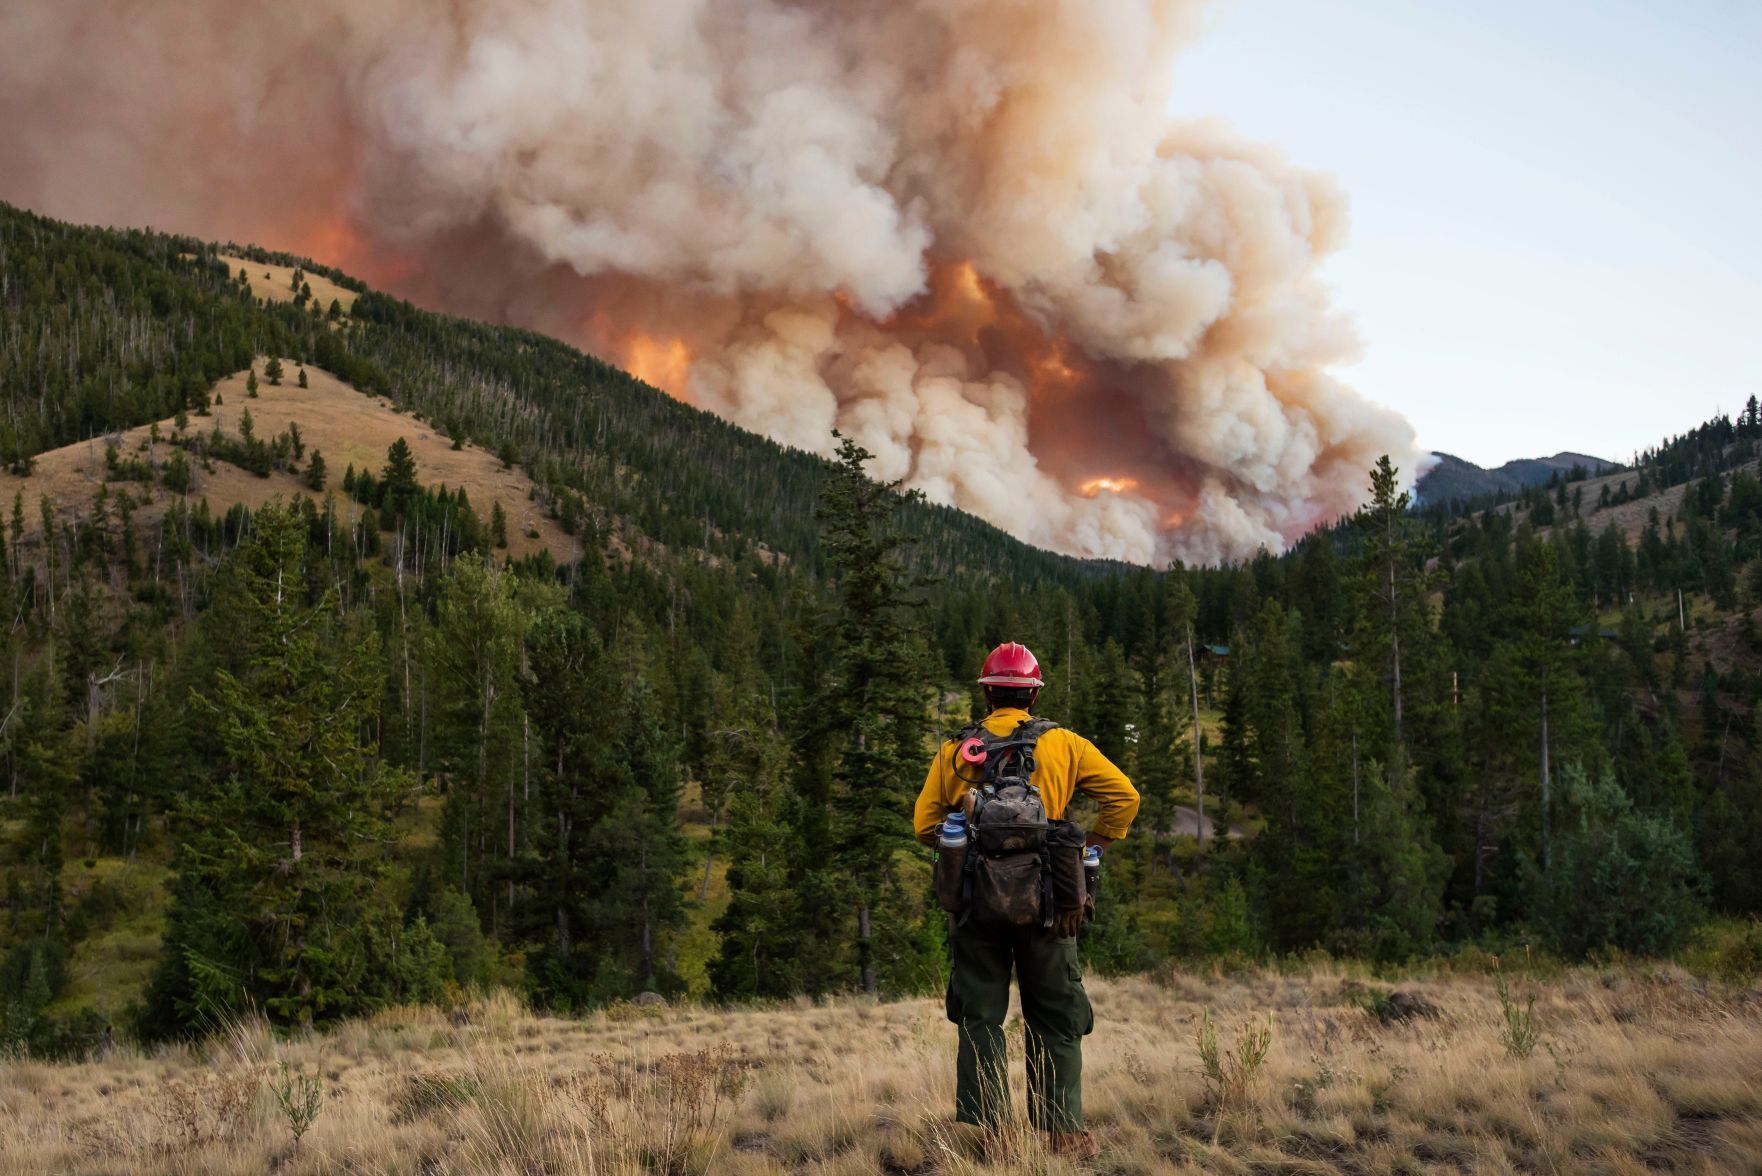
(1473, 794, 1487, 896)
(1539, 676, 1551, 875)
(699, 811, 717, 901)
(858, 901, 876, 995)
(556, 754, 573, 954)
(1351, 731, 1361, 846)
(479, 670, 495, 931)
(641, 842, 655, 987)
(1186, 628, 1205, 849)
(1388, 555, 1403, 751)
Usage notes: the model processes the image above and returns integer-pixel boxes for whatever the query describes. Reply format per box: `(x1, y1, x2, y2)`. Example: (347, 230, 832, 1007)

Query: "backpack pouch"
(1045, 819, 1086, 914)
(971, 852, 1045, 931)
(975, 820, 1047, 856)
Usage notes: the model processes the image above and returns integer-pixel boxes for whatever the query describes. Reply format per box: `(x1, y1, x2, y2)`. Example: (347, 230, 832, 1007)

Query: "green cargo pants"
(945, 922, 1095, 1131)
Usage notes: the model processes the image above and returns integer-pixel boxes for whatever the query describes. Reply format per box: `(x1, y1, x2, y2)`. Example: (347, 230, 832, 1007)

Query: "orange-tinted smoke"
(0, 0, 1419, 566)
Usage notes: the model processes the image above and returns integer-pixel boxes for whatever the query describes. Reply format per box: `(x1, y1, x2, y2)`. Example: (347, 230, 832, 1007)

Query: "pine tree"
(490, 501, 509, 549)
(799, 434, 934, 996)
(1355, 455, 1420, 761)
(516, 610, 686, 1003)
(264, 357, 284, 386)
(518, 608, 618, 1004)
(604, 631, 688, 993)
(1513, 537, 1585, 876)
(382, 438, 419, 518)
(1534, 764, 1700, 956)
(297, 367, 308, 389)
(427, 555, 528, 932)
(142, 506, 409, 1034)
(305, 450, 327, 492)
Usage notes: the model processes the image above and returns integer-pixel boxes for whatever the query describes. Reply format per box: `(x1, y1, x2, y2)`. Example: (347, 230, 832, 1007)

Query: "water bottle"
(934, 811, 968, 913)
(1082, 844, 1102, 917)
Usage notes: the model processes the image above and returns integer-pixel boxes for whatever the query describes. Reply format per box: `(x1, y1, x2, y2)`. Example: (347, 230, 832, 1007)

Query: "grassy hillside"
(5, 963, 1760, 1174)
(0, 359, 576, 565)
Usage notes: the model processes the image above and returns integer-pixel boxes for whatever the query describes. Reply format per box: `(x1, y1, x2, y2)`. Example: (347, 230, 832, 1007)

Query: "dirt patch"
(0, 360, 578, 566)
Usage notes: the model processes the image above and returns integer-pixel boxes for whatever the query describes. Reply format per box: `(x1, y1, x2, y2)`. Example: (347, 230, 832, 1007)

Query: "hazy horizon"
(1170, 0, 1762, 471)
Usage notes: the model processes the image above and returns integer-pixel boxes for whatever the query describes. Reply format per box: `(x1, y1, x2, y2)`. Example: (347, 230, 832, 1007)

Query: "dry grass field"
(0, 360, 579, 566)
(3, 964, 1759, 1175)
(220, 255, 361, 315)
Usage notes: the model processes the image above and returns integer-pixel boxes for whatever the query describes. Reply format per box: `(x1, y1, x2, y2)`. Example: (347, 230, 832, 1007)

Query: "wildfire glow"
(950, 260, 988, 306)
(1080, 476, 1140, 497)
(1, 0, 1422, 564)
(625, 335, 693, 399)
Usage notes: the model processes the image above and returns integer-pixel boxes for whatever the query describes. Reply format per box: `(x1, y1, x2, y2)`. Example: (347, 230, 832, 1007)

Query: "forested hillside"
(1, 201, 1759, 1060)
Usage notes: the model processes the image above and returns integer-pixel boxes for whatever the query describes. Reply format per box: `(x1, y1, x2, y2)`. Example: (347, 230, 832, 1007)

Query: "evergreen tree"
(1534, 764, 1701, 957)
(518, 608, 617, 1003)
(602, 631, 688, 993)
(1355, 456, 1423, 762)
(382, 437, 420, 518)
(428, 555, 527, 933)
(709, 714, 799, 996)
(142, 507, 413, 1034)
(305, 449, 327, 491)
(798, 435, 934, 996)
(490, 500, 509, 549)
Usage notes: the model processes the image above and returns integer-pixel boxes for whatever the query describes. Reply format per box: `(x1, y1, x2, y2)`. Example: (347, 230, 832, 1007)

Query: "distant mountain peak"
(1416, 450, 1617, 507)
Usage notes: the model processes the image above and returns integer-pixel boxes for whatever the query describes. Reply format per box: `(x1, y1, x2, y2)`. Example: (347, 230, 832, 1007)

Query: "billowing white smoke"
(0, 0, 1418, 565)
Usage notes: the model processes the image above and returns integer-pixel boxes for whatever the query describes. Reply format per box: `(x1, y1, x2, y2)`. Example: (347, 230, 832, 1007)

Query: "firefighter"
(913, 641, 1140, 1160)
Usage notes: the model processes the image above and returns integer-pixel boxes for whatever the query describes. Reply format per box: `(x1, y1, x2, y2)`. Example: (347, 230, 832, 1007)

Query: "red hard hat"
(978, 642, 1043, 688)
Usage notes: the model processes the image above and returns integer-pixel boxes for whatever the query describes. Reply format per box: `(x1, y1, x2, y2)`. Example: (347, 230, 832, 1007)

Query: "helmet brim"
(979, 675, 1043, 687)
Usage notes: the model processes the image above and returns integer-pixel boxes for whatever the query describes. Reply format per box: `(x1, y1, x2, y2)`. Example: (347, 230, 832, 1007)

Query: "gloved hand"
(1052, 908, 1085, 938)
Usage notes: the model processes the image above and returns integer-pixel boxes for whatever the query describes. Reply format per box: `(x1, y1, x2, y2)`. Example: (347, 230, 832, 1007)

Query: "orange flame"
(625, 334, 693, 398)
(950, 260, 989, 307)
(1080, 476, 1139, 497)
(301, 211, 365, 271)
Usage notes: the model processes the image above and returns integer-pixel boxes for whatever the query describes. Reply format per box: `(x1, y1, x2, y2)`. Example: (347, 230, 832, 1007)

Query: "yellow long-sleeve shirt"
(913, 707, 1140, 846)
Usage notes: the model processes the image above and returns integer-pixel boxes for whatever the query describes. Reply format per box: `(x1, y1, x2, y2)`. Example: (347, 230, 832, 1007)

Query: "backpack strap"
(950, 716, 1060, 789)
(1008, 718, 1057, 783)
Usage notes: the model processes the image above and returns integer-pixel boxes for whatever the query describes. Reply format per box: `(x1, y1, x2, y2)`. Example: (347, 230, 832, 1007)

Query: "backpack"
(952, 718, 1078, 932)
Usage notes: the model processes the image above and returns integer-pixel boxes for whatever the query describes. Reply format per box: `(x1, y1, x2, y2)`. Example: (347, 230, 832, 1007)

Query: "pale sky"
(1167, 0, 1762, 470)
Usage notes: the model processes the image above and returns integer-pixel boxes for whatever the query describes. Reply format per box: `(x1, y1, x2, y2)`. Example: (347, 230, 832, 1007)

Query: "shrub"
(1196, 1009, 1273, 1114)
(1683, 918, 1762, 984)
(1495, 969, 1541, 1059)
(272, 1062, 324, 1146)
(1534, 764, 1703, 958)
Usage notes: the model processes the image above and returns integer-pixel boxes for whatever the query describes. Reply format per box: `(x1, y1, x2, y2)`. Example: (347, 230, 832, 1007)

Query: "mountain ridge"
(1416, 448, 1618, 507)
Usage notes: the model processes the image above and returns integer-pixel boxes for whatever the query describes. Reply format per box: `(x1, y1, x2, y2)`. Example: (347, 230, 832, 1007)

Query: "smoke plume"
(0, 0, 1418, 564)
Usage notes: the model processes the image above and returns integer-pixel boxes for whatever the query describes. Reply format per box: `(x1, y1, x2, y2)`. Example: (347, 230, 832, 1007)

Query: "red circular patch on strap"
(958, 737, 987, 765)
